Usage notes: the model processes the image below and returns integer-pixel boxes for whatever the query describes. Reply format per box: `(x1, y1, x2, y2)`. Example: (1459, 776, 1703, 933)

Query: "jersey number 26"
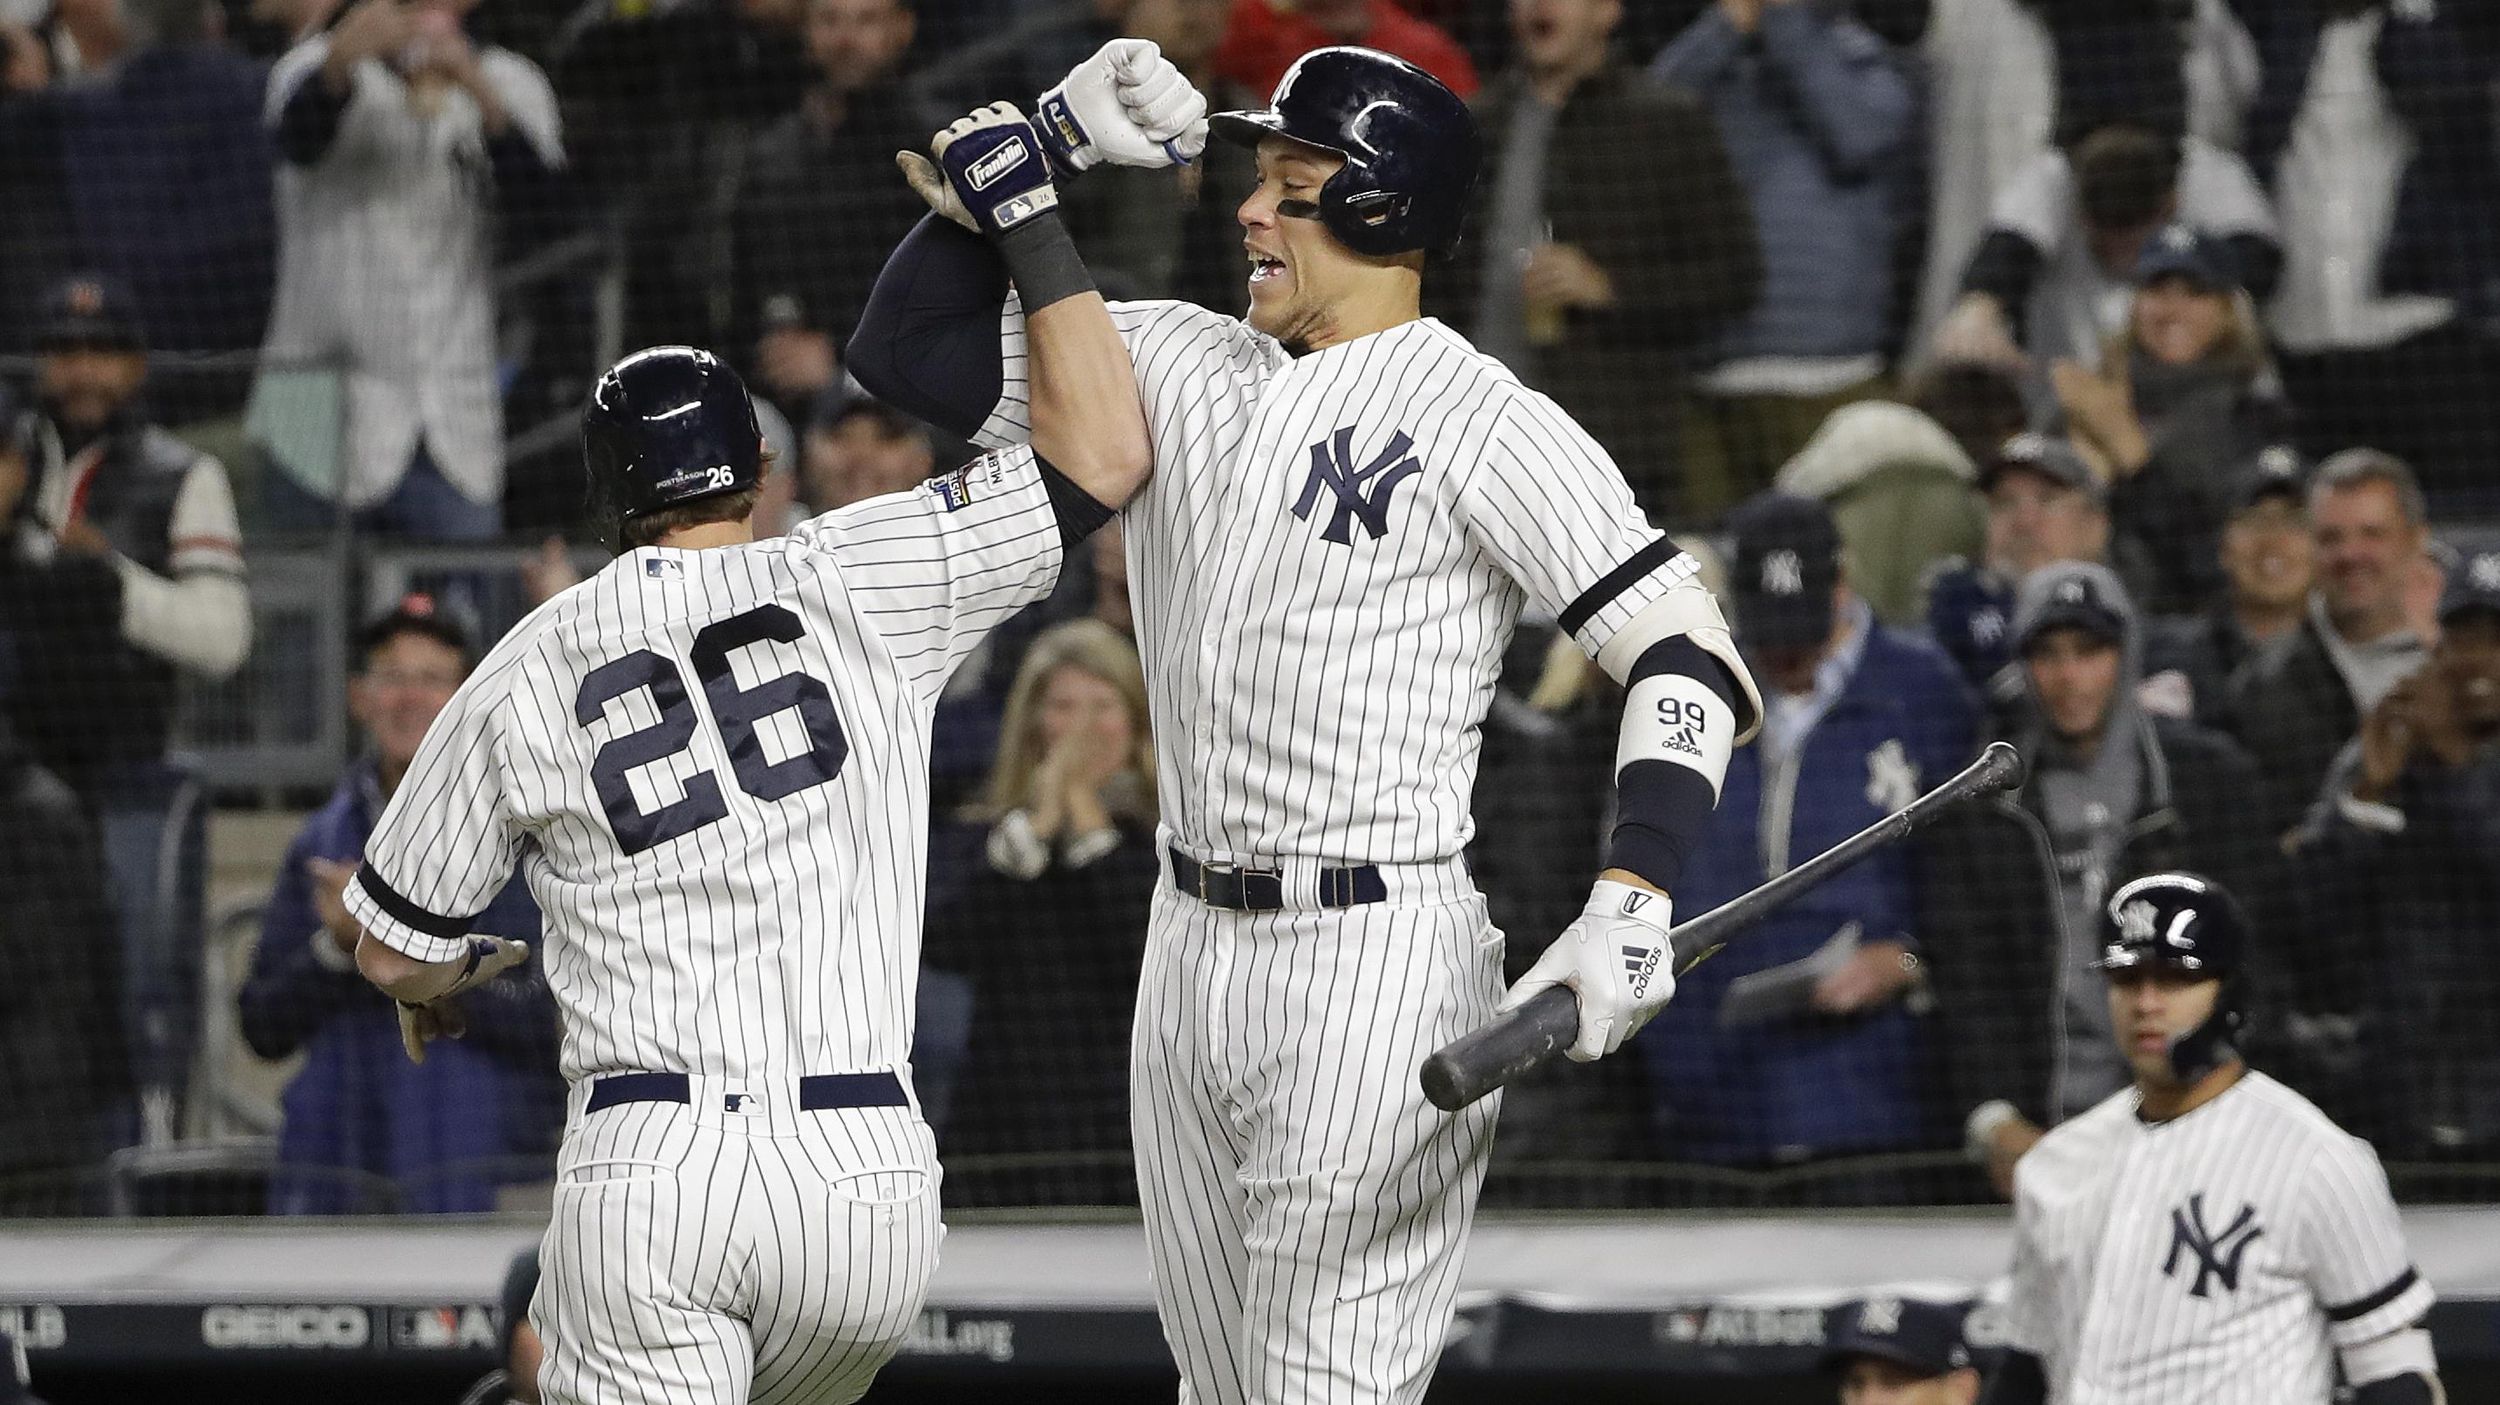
(574, 604, 848, 855)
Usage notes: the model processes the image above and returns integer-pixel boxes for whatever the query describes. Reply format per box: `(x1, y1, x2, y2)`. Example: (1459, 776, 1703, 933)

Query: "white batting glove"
(1499, 880, 1676, 1062)
(1035, 39, 1209, 176)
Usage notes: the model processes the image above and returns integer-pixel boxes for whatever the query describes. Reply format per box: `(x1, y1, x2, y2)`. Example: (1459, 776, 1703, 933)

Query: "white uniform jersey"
(977, 298, 1701, 864)
(2004, 1070, 2434, 1404)
(344, 447, 1063, 1084)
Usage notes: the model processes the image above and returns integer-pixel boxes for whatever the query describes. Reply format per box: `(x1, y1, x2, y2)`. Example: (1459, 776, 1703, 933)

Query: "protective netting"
(0, 0, 2494, 1222)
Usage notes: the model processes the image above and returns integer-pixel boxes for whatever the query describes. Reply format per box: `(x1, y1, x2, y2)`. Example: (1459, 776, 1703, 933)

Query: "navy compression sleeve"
(849, 214, 1014, 442)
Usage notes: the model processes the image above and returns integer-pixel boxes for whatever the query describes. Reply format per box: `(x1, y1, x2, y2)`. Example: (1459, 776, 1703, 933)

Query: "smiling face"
(350, 632, 468, 778)
(2025, 627, 2122, 746)
(1035, 664, 1140, 780)
(2108, 967, 2223, 1087)
(2311, 479, 2424, 639)
(2438, 611, 2500, 737)
(1239, 137, 1370, 346)
(2220, 497, 2313, 614)
(2131, 275, 2233, 366)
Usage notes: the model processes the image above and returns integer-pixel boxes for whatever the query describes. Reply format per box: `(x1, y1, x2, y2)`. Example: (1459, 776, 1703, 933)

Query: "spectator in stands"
(1770, 371, 2007, 630)
(2050, 224, 2292, 615)
(1924, 562, 2262, 1194)
(2281, 550, 2500, 1157)
(1924, 433, 2142, 708)
(0, 0, 276, 407)
(238, 598, 558, 1215)
(0, 274, 248, 1140)
(0, 690, 126, 1213)
(2142, 450, 2312, 729)
(1636, 494, 1973, 1179)
(1820, 1296, 1979, 1405)
(1438, 0, 1758, 521)
(1214, 0, 1478, 101)
(549, 0, 812, 351)
(1905, 0, 2257, 358)
(22, 0, 131, 85)
(922, 620, 1157, 1204)
(1932, 121, 2277, 374)
(2243, 1, 2500, 511)
(2228, 449, 2434, 843)
(1652, 0, 1914, 518)
(255, 0, 564, 540)
(753, 383, 937, 534)
(726, 0, 923, 419)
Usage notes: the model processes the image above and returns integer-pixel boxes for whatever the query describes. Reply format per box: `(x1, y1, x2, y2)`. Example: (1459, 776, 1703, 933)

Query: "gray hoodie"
(2013, 560, 2153, 1115)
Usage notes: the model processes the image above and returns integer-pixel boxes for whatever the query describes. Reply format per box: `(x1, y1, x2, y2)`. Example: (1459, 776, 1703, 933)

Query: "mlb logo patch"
(645, 558, 683, 578)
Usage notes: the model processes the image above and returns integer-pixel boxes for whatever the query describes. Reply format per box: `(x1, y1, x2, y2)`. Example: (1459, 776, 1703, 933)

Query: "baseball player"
(1980, 872, 2442, 1404)
(346, 97, 1164, 1405)
(852, 42, 1763, 1405)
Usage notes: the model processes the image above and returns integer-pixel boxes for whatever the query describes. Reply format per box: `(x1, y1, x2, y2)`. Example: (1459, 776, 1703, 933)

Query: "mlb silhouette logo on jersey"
(1293, 427, 1424, 544)
(2165, 1194, 2264, 1298)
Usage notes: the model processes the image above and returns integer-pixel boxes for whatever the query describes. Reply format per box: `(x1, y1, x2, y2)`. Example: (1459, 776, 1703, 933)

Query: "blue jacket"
(1651, 2, 1913, 365)
(1636, 623, 1976, 1165)
(2237, 0, 2500, 324)
(237, 763, 559, 1214)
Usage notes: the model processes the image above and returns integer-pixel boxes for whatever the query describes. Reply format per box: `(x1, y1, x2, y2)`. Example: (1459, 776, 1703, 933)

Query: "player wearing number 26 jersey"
(345, 98, 1155, 1405)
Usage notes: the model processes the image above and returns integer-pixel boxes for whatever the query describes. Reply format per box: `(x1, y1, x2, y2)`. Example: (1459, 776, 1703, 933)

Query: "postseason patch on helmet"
(926, 455, 1010, 512)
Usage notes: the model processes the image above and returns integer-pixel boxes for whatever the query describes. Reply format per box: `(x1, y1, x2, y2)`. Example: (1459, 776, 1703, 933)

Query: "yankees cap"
(2226, 444, 2307, 519)
(1982, 433, 2105, 509)
(1819, 1295, 1972, 1378)
(2018, 567, 2128, 653)
(1725, 491, 1842, 653)
(2441, 547, 2500, 625)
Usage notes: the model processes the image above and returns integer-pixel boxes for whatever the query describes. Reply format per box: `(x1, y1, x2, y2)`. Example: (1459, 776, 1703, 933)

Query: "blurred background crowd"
(0, 0, 2496, 1221)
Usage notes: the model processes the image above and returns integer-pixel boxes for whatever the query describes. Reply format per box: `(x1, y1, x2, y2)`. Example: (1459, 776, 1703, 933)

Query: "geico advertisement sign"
(200, 1305, 372, 1350)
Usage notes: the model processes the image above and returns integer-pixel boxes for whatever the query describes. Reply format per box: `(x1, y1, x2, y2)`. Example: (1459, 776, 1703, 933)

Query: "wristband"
(995, 215, 1097, 314)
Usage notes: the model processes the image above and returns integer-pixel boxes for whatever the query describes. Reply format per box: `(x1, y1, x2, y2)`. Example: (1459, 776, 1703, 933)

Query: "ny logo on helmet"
(1293, 427, 1424, 544)
(2117, 898, 2158, 944)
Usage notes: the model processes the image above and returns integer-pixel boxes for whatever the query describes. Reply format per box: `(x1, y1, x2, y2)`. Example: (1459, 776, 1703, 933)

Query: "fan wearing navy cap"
(1921, 562, 2264, 1196)
(2141, 450, 2315, 729)
(1635, 492, 1974, 1173)
(0, 271, 251, 1136)
(1923, 433, 2153, 715)
(2049, 224, 2293, 616)
(1823, 1296, 1979, 1405)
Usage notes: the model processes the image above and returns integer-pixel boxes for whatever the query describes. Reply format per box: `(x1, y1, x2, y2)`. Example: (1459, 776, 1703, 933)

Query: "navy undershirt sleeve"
(849, 214, 1014, 443)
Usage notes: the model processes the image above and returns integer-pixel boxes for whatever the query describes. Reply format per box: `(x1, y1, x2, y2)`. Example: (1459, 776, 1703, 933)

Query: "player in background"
(345, 95, 1179, 1405)
(854, 41, 1762, 1405)
(1981, 872, 2442, 1405)
(1822, 1297, 1980, 1405)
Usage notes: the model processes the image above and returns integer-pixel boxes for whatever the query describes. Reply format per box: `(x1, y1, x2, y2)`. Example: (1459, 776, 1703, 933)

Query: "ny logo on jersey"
(2164, 1193, 2264, 1298)
(1293, 427, 1424, 544)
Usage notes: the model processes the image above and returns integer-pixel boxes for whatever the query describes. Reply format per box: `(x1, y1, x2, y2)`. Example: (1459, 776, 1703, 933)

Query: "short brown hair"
(2074, 124, 2180, 234)
(621, 488, 760, 550)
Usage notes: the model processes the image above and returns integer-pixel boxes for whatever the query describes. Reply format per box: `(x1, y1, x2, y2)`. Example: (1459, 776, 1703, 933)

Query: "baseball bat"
(1418, 740, 2026, 1112)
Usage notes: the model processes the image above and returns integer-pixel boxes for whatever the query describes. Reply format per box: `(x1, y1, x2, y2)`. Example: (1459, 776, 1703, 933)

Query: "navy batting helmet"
(2094, 872, 2249, 1082)
(1209, 47, 1481, 258)
(582, 346, 764, 553)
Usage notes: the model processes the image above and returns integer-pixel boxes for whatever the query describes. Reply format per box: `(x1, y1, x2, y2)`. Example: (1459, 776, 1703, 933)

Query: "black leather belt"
(1168, 846, 1386, 912)
(584, 1070, 908, 1114)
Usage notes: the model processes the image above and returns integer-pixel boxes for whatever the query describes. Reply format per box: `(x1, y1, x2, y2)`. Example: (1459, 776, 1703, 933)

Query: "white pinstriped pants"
(1132, 871, 1503, 1405)
(533, 1075, 944, 1405)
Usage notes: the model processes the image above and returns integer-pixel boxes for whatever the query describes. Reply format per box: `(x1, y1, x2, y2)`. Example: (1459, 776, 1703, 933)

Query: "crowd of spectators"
(0, 0, 2496, 1214)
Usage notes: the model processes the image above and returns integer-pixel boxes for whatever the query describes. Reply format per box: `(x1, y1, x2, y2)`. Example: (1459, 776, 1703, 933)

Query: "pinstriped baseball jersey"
(343, 447, 1063, 1084)
(976, 296, 1702, 863)
(2003, 1070, 2434, 1403)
